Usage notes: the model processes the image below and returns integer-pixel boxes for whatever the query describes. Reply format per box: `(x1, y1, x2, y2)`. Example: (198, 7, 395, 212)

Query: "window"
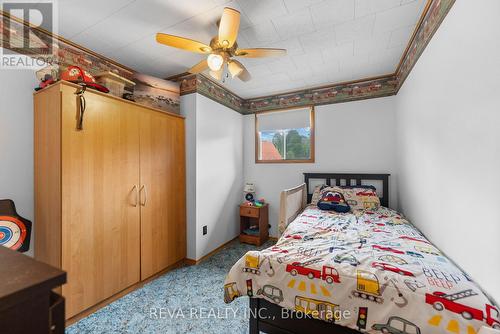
(255, 106, 314, 163)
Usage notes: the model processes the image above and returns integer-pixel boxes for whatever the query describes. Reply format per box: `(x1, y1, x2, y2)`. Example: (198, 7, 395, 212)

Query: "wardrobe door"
(140, 111, 186, 280)
(60, 86, 141, 318)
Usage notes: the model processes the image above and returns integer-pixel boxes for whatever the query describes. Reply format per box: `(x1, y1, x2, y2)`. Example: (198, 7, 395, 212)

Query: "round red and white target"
(0, 216, 27, 250)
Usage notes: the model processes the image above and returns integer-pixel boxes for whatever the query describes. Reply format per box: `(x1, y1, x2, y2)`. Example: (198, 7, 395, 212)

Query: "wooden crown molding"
(176, 0, 455, 114)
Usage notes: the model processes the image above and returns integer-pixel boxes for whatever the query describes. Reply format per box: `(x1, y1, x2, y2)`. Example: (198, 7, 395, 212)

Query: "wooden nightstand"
(239, 203, 269, 246)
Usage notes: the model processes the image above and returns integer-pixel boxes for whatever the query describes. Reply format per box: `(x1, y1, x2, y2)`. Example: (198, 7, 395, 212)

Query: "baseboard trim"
(184, 258, 198, 266)
(185, 235, 278, 266)
(185, 236, 239, 265)
(68, 236, 277, 324)
(65, 258, 185, 326)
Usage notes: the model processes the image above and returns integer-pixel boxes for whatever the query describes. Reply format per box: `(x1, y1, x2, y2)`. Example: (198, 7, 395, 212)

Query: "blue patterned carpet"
(67, 239, 274, 334)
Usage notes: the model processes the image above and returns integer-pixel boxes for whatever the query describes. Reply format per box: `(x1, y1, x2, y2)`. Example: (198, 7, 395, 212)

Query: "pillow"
(341, 185, 377, 191)
(311, 184, 380, 210)
(310, 184, 324, 206)
(337, 186, 380, 210)
(317, 189, 350, 213)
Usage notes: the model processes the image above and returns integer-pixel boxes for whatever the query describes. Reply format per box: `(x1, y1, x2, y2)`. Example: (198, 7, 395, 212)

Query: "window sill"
(255, 159, 315, 164)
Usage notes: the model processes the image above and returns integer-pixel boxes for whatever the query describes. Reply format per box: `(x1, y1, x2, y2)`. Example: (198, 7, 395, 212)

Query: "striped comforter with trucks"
(224, 206, 499, 333)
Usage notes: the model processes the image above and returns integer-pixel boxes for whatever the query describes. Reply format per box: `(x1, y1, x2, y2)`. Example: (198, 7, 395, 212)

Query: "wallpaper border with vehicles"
(0, 10, 181, 114)
(0, 0, 455, 115)
(177, 0, 455, 114)
(395, 0, 455, 90)
(0, 10, 134, 79)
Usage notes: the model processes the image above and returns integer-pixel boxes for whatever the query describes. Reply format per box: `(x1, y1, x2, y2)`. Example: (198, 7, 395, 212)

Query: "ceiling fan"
(156, 7, 286, 82)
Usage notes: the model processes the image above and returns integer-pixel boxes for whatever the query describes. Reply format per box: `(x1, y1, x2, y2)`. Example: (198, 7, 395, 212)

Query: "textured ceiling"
(54, 0, 427, 98)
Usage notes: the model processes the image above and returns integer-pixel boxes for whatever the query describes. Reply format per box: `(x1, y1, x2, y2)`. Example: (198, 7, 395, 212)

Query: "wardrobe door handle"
(140, 185, 148, 206)
(132, 185, 138, 207)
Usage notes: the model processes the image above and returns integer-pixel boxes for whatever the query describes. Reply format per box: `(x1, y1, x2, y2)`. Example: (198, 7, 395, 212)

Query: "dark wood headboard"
(304, 173, 390, 208)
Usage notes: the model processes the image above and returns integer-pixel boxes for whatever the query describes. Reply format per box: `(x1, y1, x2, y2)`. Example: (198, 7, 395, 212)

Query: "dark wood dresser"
(0, 246, 66, 334)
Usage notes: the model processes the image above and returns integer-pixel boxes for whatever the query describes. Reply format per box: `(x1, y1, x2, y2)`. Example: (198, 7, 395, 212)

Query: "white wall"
(180, 94, 197, 260)
(244, 96, 398, 237)
(0, 69, 38, 256)
(181, 93, 243, 260)
(395, 0, 500, 302)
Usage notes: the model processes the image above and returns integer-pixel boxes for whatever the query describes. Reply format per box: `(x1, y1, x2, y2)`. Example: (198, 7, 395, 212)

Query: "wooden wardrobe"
(34, 81, 186, 319)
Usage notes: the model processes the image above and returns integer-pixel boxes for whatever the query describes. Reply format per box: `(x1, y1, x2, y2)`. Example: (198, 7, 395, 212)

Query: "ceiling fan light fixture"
(156, 7, 286, 83)
(207, 53, 224, 71)
(209, 69, 223, 81)
(228, 60, 243, 78)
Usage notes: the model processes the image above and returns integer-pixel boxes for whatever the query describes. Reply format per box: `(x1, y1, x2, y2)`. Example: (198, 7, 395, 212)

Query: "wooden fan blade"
(188, 59, 208, 74)
(209, 68, 223, 80)
(156, 33, 211, 54)
(235, 48, 286, 58)
(218, 7, 240, 48)
(228, 59, 251, 81)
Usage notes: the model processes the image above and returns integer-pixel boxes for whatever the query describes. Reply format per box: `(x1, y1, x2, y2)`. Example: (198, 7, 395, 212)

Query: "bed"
(224, 173, 499, 334)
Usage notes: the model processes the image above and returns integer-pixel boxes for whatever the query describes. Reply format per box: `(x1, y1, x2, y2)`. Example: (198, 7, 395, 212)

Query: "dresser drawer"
(240, 206, 259, 218)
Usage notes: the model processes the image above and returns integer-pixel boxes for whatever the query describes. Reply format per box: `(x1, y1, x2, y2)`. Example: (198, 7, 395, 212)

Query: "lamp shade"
(228, 60, 244, 78)
(207, 54, 223, 71)
(244, 183, 256, 193)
